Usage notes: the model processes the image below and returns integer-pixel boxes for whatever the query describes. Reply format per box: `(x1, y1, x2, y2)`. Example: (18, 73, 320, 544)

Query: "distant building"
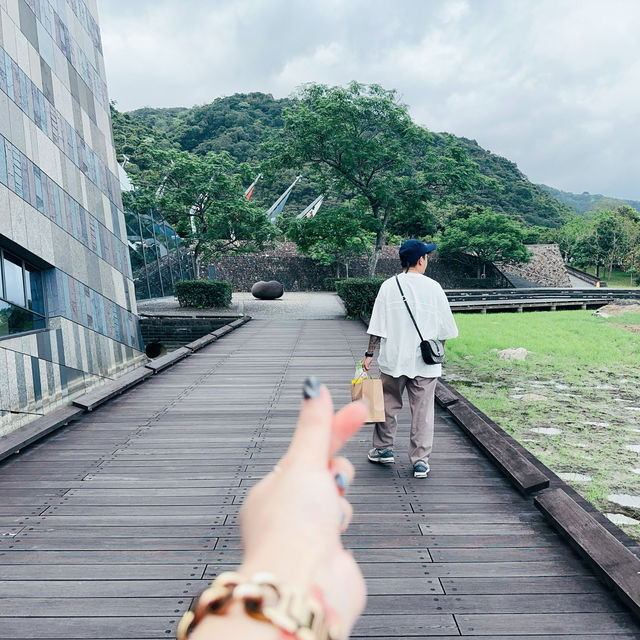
(0, 0, 144, 436)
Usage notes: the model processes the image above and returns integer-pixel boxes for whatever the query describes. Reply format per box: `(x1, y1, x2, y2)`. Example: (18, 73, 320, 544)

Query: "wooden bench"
(184, 333, 218, 352)
(73, 366, 153, 411)
(0, 405, 84, 461)
(144, 347, 191, 373)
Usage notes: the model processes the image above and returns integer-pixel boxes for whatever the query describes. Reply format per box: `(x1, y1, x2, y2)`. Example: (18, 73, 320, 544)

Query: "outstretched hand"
(239, 378, 368, 637)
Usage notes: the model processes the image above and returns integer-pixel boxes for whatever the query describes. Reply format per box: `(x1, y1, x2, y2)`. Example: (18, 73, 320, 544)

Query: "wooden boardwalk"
(0, 318, 639, 639)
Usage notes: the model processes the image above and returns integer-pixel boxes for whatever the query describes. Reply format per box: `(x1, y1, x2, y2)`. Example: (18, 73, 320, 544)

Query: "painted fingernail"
(335, 471, 349, 493)
(303, 376, 321, 399)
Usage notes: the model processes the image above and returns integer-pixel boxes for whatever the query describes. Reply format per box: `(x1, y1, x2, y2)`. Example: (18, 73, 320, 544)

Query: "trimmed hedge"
(335, 277, 385, 317)
(174, 280, 233, 308)
(323, 277, 343, 292)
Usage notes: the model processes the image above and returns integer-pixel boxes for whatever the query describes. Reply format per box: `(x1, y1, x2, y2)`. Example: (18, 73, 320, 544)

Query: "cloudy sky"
(98, 0, 640, 201)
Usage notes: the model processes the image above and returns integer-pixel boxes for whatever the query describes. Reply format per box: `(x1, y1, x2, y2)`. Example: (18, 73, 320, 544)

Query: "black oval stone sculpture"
(251, 280, 284, 300)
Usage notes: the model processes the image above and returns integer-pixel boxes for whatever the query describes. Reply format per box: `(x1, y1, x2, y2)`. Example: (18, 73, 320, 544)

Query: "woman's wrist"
(179, 570, 340, 640)
(189, 600, 280, 640)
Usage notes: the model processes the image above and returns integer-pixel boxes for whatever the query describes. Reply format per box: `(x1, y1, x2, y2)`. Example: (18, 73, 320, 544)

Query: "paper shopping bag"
(351, 377, 385, 423)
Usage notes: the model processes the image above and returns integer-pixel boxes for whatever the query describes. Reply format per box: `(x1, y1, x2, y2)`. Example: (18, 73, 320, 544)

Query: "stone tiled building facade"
(0, 0, 144, 435)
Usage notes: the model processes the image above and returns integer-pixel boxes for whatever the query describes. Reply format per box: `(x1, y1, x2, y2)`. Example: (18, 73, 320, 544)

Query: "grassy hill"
(538, 184, 640, 215)
(112, 92, 571, 229)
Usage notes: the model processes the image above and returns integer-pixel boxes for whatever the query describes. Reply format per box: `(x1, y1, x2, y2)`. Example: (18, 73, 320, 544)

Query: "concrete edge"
(0, 316, 253, 460)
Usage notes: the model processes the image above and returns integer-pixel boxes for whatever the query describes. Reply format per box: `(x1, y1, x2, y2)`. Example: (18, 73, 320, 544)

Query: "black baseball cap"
(399, 239, 437, 266)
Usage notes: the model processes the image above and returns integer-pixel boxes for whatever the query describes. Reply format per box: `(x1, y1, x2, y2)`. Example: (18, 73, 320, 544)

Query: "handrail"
(565, 265, 605, 286)
(445, 288, 640, 303)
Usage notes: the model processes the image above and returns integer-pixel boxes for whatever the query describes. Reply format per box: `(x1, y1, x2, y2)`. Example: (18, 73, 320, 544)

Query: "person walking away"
(362, 239, 458, 478)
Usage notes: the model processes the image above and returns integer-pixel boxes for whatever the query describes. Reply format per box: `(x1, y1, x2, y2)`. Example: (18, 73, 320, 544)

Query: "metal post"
(174, 227, 185, 281)
(150, 209, 165, 297)
(161, 215, 175, 291)
(137, 211, 152, 299)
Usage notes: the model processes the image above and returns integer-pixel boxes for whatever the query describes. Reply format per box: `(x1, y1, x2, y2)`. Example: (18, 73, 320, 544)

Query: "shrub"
(174, 280, 233, 308)
(335, 277, 385, 316)
(323, 277, 344, 291)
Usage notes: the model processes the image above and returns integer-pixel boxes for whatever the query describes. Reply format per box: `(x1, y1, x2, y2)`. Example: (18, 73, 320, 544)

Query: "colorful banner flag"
(266, 175, 302, 223)
(296, 194, 325, 219)
(244, 173, 262, 200)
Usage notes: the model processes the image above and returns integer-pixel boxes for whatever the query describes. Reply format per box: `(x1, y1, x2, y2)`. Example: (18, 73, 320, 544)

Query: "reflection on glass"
(3, 253, 25, 306)
(0, 300, 44, 336)
(25, 267, 44, 315)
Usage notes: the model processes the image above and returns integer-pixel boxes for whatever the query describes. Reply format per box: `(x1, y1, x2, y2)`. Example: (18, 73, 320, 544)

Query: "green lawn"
(445, 309, 640, 539)
(584, 267, 639, 288)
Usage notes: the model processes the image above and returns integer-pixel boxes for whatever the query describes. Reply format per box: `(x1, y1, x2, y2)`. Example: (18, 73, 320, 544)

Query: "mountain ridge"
(537, 184, 640, 215)
(112, 92, 572, 228)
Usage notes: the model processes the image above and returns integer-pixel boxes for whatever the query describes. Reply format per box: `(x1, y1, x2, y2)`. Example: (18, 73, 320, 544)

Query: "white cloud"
(98, 0, 640, 200)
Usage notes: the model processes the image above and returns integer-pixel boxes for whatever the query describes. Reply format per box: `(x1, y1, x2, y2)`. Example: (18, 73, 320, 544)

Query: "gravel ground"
(136, 291, 346, 319)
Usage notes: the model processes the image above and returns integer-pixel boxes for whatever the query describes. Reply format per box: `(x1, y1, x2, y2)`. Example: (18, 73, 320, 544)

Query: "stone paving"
(136, 292, 346, 319)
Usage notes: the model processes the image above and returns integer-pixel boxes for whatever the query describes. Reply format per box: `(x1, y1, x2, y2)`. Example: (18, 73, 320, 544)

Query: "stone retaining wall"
(139, 316, 234, 349)
(210, 243, 510, 291)
(499, 244, 571, 288)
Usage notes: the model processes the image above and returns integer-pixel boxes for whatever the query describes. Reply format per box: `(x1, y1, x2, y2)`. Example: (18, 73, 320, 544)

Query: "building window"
(0, 248, 46, 337)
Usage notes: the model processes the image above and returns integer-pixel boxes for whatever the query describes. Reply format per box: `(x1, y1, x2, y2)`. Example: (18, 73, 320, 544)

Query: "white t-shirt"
(367, 272, 458, 378)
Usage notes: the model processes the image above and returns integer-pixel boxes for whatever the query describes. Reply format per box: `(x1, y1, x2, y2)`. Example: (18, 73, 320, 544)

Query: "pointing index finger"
(284, 377, 334, 469)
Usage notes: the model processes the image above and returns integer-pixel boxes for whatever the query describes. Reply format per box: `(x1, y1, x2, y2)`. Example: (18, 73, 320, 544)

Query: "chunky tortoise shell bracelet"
(176, 571, 341, 640)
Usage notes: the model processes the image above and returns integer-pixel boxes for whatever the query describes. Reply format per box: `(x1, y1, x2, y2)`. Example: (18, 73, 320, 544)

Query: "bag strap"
(395, 275, 425, 342)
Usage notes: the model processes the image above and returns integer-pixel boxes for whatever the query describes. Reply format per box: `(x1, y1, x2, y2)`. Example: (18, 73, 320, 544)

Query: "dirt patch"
(593, 302, 640, 318)
(611, 323, 640, 333)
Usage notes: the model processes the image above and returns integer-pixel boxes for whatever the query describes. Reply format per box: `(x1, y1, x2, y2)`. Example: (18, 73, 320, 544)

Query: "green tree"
(555, 215, 594, 266)
(437, 209, 530, 276)
(263, 82, 484, 275)
(591, 209, 626, 279)
(284, 204, 375, 277)
(123, 149, 274, 276)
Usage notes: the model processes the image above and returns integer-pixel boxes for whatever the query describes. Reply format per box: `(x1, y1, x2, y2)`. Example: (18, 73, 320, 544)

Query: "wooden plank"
(0, 405, 84, 462)
(0, 564, 206, 579)
(536, 488, 640, 621)
(210, 325, 233, 338)
(0, 617, 180, 639)
(0, 597, 186, 616)
(441, 576, 606, 595)
(363, 592, 623, 614)
(351, 613, 458, 637)
(1, 538, 220, 551)
(456, 612, 640, 635)
(447, 399, 550, 494)
(183, 333, 217, 352)
(435, 379, 460, 406)
(1, 317, 636, 640)
(144, 347, 191, 373)
(72, 367, 153, 411)
(0, 580, 208, 598)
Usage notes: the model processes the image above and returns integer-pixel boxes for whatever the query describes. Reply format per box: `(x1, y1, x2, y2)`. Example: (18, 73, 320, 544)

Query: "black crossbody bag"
(395, 276, 445, 365)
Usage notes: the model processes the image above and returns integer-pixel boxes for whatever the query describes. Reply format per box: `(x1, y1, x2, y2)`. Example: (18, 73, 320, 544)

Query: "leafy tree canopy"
(122, 149, 274, 271)
(437, 208, 530, 272)
(262, 82, 485, 274)
(284, 203, 376, 276)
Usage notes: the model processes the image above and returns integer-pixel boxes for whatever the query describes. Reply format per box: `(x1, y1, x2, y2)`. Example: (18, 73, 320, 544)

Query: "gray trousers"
(373, 372, 437, 466)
